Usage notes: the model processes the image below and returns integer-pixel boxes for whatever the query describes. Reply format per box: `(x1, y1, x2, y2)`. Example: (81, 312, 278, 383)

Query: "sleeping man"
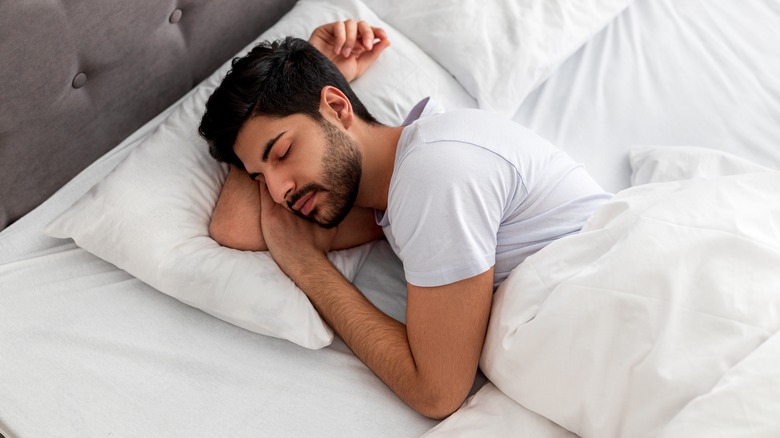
(199, 20, 611, 419)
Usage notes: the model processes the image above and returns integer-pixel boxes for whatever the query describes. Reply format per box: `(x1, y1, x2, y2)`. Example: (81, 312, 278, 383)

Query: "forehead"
(238, 114, 317, 145)
(234, 115, 284, 155)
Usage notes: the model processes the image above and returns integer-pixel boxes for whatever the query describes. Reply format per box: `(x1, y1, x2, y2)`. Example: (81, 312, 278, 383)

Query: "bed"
(1, 0, 779, 437)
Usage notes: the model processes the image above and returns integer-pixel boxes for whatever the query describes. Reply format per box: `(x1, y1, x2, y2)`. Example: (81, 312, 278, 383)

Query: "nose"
(264, 170, 294, 205)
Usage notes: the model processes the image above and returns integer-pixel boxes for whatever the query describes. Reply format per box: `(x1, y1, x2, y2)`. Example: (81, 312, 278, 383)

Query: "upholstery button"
(169, 9, 182, 24)
(72, 72, 87, 89)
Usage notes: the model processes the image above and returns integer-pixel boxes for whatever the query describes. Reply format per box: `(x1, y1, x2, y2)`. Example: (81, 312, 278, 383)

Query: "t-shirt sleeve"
(386, 140, 520, 287)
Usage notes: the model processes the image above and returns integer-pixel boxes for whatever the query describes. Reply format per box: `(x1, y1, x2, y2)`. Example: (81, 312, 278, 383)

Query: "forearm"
(210, 166, 266, 251)
(286, 252, 445, 418)
(211, 167, 380, 251)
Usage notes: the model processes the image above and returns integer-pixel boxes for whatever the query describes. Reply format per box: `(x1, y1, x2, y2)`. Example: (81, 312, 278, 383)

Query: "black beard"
(289, 120, 362, 229)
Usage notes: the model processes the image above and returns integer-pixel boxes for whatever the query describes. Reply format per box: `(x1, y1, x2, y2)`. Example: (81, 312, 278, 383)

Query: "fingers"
(357, 27, 391, 64)
(342, 19, 358, 57)
(331, 21, 347, 56)
(371, 26, 388, 44)
(258, 182, 274, 216)
(357, 21, 374, 51)
(327, 19, 388, 58)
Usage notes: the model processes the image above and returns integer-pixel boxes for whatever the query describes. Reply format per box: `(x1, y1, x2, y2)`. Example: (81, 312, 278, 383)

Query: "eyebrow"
(262, 131, 286, 162)
(249, 131, 286, 181)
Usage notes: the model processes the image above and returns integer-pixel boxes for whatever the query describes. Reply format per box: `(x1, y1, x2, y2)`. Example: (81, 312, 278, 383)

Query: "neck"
(351, 120, 404, 211)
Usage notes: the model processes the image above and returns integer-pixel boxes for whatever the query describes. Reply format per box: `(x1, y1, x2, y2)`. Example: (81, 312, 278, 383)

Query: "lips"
(292, 191, 316, 216)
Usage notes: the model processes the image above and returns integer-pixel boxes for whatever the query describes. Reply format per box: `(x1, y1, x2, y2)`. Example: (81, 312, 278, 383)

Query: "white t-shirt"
(376, 99, 612, 289)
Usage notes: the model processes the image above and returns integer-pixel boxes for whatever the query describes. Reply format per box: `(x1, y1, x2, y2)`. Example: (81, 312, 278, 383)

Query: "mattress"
(2, 0, 779, 436)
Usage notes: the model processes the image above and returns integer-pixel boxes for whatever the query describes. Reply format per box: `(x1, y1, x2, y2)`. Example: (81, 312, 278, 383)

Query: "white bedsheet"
(3, 0, 780, 436)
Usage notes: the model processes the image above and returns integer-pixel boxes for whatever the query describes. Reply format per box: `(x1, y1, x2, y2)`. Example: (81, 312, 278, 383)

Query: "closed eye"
(279, 143, 291, 161)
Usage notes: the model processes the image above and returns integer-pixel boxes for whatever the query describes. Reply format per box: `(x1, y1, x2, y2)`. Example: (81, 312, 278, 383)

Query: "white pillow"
(367, 0, 633, 116)
(630, 145, 773, 186)
(45, 0, 476, 349)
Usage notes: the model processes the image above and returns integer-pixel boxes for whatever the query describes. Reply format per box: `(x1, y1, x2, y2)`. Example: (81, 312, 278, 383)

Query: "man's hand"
(308, 19, 390, 82)
(258, 182, 336, 274)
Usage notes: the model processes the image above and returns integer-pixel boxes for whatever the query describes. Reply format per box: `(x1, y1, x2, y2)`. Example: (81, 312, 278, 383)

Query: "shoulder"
(399, 109, 556, 170)
(395, 109, 549, 183)
(392, 132, 519, 194)
(387, 123, 522, 226)
(413, 109, 539, 146)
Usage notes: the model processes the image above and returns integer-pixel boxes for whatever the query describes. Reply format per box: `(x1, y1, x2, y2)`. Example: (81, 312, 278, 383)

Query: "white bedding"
(512, 0, 780, 192)
(482, 171, 780, 437)
(3, 0, 780, 436)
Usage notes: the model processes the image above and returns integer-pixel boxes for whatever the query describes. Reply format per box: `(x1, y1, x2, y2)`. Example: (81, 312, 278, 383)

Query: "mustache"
(286, 182, 329, 211)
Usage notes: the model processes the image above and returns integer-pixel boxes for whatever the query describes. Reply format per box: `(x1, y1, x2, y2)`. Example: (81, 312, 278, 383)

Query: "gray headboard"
(0, 0, 298, 230)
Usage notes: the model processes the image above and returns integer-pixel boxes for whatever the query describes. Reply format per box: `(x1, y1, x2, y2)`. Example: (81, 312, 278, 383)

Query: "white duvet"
(429, 171, 780, 437)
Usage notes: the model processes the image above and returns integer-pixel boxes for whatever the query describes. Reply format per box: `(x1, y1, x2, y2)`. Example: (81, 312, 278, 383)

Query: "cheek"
(302, 151, 328, 180)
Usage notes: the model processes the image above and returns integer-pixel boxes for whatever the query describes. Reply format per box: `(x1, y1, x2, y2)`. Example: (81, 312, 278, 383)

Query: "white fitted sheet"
(3, 0, 780, 436)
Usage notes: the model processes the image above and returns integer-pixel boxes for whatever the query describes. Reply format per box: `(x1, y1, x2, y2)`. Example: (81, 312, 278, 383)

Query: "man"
(199, 21, 611, 419)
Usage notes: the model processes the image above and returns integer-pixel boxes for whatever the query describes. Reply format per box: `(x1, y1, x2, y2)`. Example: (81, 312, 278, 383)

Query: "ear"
(319, 86, 354, 129)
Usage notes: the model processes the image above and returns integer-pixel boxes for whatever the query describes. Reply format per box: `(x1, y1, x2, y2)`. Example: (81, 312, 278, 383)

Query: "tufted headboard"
(0, 0, 298, 230)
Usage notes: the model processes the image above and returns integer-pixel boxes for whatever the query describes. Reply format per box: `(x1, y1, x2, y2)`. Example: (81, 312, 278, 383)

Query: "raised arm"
(308, 19, 390, 82)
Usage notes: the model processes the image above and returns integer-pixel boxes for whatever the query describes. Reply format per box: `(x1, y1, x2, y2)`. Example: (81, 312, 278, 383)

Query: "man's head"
(199, 36, 376, 169)
(199, 36, 376, 228)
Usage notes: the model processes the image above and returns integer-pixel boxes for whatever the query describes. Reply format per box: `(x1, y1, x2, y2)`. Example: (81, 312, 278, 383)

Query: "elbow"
(416, 397, 463, 421)
(208, 216, 231, 247)
(410, 388, 467, 420)
(208, 218, 229, 247)
(208, 216, 266, 251)
(404, 373, 474, 420)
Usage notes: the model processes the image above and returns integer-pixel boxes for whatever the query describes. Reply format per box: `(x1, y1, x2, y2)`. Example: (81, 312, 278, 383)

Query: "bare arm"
(297, 263, 494, 418)
(209, 166, 383, 251)
(258, 183, 494, 419)
(209, 166, 264, 250)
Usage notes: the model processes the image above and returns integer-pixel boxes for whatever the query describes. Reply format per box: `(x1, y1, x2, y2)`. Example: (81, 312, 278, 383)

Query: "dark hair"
(199, 36, 378, 168)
